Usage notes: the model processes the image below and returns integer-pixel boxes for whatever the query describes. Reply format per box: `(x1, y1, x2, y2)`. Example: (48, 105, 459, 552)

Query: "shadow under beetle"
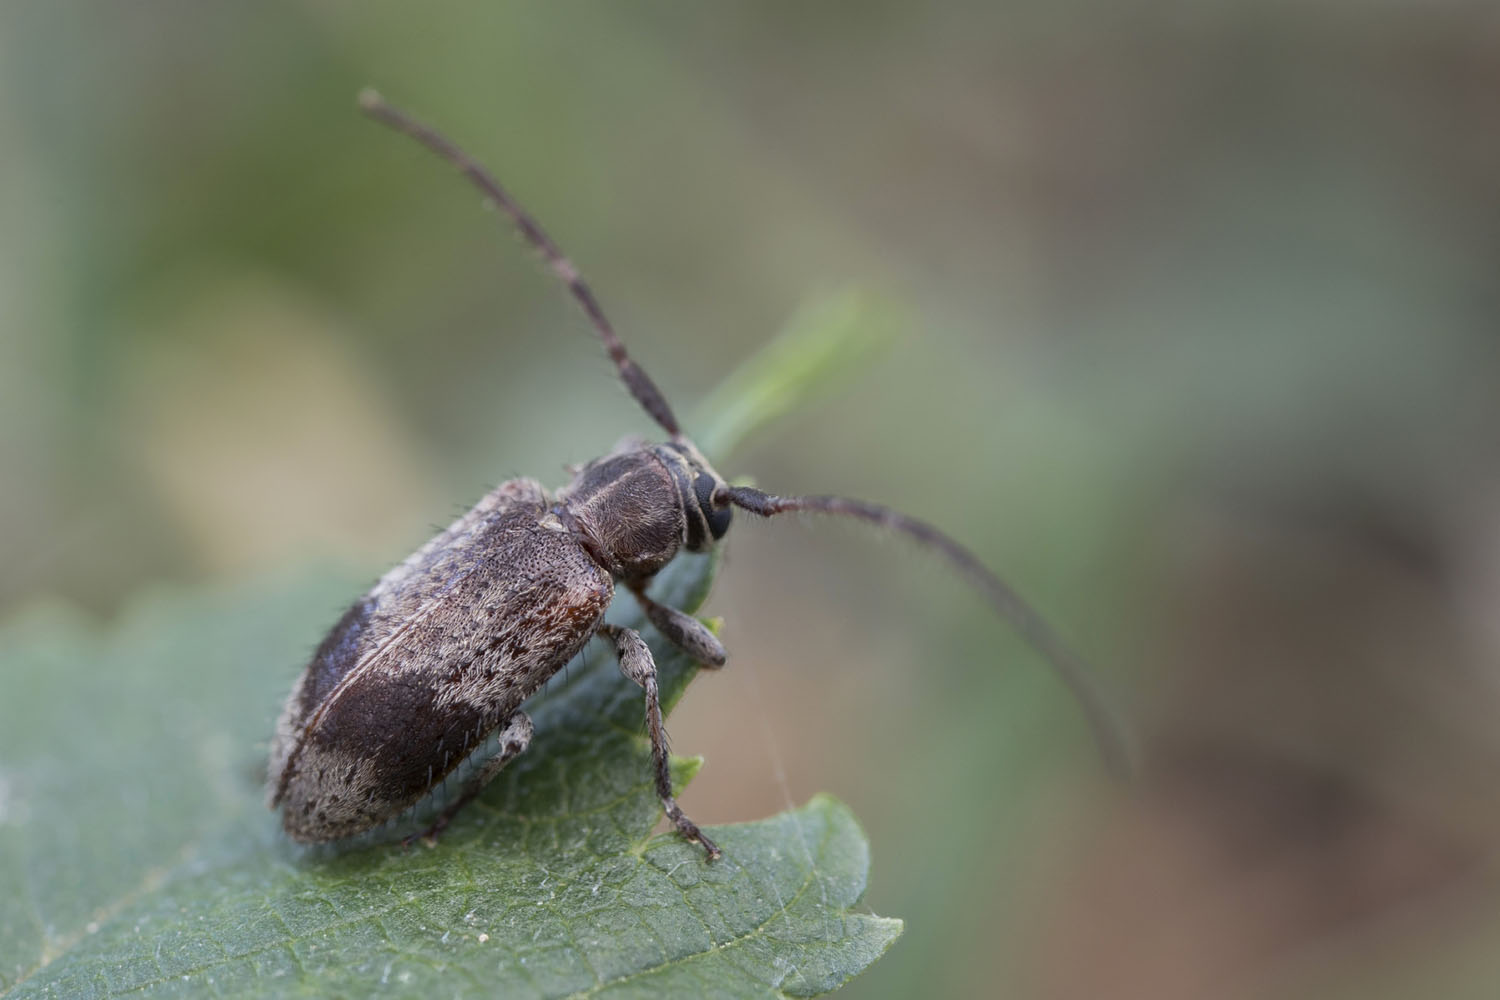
(269, 90, 1132, 860)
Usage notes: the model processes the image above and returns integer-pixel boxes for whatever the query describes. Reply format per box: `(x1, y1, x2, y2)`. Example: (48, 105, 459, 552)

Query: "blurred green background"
(4, 3, 1500, 998)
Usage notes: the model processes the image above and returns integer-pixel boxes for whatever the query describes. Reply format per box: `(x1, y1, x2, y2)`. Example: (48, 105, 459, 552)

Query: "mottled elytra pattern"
(270, 479, 614, 841)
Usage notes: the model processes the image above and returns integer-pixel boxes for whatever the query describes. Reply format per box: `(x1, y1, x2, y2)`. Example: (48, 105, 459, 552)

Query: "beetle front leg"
(403, 710, 533, 848)
(597, 623, 721, 860)
(628, 585, 726, 669)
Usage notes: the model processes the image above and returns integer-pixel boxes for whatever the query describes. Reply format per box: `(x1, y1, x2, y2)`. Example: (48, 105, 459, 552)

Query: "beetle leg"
(403, 710, 533, 848)
(598, 623, 721, 860)
(628, 585, 726, 669)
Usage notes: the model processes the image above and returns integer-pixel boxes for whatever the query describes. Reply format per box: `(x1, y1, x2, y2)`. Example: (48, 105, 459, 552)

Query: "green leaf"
(691, 287, 899, 461)
(0, 552, 899, 998)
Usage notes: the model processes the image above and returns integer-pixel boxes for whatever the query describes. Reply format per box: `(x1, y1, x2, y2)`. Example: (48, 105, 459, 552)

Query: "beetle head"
(654, 438, 733, 552)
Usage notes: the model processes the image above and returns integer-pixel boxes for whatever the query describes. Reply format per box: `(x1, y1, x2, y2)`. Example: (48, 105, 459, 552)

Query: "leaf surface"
(0, 552, 899, 998)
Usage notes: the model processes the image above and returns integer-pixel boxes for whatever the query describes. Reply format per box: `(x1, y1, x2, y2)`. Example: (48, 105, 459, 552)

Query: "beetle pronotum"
(268, 90, 1131, 860)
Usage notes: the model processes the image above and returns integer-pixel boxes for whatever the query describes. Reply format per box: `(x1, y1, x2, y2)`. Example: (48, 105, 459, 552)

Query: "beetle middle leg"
(403, 710, 533, 847)
(629, 584, 726, 669)
(598, 623, 722, 860)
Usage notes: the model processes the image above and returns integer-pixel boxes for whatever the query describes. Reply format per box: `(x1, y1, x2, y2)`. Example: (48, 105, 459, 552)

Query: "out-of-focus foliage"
(692, 288, 898, 461)
(4, 3, 1500, 998)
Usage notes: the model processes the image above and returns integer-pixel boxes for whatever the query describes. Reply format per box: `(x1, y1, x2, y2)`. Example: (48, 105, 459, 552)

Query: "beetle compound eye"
(694, 472, 733, 540)
(707, 504, 732, 540)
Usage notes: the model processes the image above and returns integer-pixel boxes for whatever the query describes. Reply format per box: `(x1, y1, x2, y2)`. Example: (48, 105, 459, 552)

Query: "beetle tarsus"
(401, 824, 444, 849)
(669, 809, 722, 861)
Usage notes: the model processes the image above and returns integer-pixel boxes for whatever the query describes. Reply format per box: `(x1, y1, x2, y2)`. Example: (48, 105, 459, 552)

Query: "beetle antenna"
(725, 485, 1136, 777)
(357, 88, 682, 438)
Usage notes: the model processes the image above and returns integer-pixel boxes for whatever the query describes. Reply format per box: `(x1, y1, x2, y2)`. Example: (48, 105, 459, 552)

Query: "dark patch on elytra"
(313, 676, 488, 810)
(296, 599, 373, 721)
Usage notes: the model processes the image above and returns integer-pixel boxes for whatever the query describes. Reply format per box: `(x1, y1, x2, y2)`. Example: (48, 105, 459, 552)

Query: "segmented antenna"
(357, 89, 682, 437)
(727, 486, 1136, 777)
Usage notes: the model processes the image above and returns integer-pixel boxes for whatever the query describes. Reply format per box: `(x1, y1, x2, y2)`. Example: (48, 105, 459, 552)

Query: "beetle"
(269, 90, 1131, 860)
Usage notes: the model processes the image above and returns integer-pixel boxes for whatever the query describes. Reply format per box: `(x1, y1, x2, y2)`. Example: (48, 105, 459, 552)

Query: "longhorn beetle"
(269, 90, 1132, 860)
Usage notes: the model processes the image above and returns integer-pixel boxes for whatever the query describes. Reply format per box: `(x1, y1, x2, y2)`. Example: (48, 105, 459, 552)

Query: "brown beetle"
(268, 91, 1131, 860)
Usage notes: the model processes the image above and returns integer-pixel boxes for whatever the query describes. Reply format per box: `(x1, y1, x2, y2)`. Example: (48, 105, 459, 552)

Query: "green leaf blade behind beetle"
(691, 287, 900, 461)
(0, 551, 898, 999)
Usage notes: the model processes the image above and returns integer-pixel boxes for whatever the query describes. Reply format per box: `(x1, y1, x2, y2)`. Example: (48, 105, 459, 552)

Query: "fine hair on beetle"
(267, 89, 1133, 862)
